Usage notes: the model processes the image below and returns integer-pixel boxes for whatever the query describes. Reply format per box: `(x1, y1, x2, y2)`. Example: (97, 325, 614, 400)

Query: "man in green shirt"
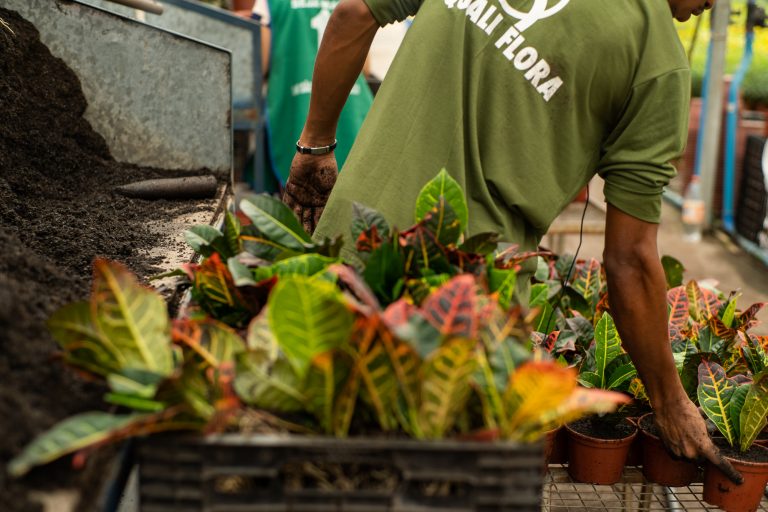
(284, 0, 741, 481)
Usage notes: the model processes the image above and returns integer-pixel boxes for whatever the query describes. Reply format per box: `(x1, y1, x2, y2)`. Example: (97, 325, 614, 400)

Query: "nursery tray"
(543, 465, 768, 511)
(136, 434, 543, 511)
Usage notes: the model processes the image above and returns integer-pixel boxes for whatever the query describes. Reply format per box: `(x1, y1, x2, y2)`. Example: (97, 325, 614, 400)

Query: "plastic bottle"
(682, 175, 705, 243)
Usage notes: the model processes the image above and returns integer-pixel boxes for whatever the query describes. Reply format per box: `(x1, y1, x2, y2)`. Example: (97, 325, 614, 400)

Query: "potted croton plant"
(565, 312, 639, 485)
(699, 360, 768, 512)
(9, 170, 628, 510)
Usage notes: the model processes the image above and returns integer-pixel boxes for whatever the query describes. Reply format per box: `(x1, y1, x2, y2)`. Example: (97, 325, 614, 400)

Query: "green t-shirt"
(314, 0, 690, 258)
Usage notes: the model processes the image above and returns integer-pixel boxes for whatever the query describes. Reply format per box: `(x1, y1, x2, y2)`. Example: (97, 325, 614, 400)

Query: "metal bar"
(699, 0, 731, 229)
(101, 0, 164, 14)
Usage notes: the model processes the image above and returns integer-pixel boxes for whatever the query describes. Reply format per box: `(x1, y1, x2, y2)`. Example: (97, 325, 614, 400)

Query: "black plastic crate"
(137, 434, 543, 511)
(736, 135, 768, 245)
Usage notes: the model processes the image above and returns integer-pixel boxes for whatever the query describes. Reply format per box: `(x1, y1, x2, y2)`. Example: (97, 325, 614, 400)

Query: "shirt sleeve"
(597, 68, 690, 223)
(252, 0, 271, 25)
(363, 0, 423, 26)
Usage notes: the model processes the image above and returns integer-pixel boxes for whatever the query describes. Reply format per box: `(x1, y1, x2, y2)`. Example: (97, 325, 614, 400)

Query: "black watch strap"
(296, 139, 337, 155)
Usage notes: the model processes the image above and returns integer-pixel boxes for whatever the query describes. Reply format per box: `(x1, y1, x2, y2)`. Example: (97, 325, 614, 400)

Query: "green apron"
(267, 0, 374, 184)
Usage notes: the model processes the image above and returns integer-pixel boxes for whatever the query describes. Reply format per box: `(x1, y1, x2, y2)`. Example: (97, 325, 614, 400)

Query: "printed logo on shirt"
(443, 0, 569, 102)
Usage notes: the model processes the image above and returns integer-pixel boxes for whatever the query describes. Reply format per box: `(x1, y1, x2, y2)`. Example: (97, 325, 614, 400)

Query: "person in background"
(252, 0, 374, 188)
(283, 0, 744, 484)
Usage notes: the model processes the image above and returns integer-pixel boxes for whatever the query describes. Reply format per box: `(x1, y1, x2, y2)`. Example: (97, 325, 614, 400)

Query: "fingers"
(701, 442, 743, 485)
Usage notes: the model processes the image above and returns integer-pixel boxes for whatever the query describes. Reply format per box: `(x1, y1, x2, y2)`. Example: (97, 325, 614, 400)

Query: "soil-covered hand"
(282, 152, 338, 234)
(654, 396, 743, 484)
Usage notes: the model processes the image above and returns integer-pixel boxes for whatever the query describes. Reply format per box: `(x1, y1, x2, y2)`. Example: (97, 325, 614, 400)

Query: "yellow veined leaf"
(740, 371, 768, 452)
(698, 360, 738, 445)
(418, 338, 477, 439)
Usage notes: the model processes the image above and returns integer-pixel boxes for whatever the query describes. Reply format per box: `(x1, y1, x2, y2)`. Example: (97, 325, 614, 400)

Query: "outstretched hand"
(654, 396, 743, 484)
(282, 152, 338, 234)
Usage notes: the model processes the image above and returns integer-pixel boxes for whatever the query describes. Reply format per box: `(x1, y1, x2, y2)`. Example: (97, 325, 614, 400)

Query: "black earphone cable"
(544, 186, 590, 335)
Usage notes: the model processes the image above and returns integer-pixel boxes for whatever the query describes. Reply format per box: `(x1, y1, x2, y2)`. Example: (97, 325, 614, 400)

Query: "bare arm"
(283, 0, 379, 232)
(299, 0, 379, 146)
(603, 204, 741, 482)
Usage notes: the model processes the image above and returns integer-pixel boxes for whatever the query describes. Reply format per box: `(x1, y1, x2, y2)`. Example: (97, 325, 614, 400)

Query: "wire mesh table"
(543, 466, 768, 511)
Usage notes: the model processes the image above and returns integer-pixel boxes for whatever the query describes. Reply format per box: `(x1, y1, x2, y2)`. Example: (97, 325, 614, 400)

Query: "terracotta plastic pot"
(703, 449, 768, 512)
(565, 422, 637, 485)
(638, 413, 699, 487)
(625, 417, 642, 466)
(544, 427, 569, 465)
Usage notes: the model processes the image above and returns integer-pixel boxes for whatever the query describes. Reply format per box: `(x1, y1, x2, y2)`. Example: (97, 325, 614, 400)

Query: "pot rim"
(565, 421, 638, 444)
(637, 412, 660, 440)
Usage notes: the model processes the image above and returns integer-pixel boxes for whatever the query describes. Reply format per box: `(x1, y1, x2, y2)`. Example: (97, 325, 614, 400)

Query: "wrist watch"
(296, 139, 337, 155)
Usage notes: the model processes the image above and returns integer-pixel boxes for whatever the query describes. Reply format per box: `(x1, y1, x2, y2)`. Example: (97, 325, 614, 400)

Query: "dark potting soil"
(569, 417, 637, 440)
(713, 439, 768, 464)
(0, 8, 219, 511)
(639, 414, 661, 438)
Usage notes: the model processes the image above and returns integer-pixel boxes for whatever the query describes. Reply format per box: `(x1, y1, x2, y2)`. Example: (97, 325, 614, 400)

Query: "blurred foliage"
(676, 0, 768, 106)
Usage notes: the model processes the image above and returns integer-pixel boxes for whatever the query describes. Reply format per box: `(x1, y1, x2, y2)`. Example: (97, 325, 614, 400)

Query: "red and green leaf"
(422, 275, 479, 339)
(667, 286, 690, 340)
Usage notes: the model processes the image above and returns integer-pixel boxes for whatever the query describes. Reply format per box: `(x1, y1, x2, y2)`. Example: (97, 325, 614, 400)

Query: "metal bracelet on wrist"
(296, 139, 337, 155)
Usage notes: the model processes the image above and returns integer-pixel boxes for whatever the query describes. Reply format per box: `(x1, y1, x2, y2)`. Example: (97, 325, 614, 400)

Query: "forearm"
(300, 0, 378, 146)
(603, 206, 686, 411)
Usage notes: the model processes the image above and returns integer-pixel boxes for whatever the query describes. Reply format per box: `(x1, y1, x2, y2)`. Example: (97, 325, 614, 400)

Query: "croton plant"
(10, 170, 765, 477)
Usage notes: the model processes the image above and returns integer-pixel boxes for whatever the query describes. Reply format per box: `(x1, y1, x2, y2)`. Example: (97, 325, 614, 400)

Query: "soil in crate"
(0, 8, 216, 512)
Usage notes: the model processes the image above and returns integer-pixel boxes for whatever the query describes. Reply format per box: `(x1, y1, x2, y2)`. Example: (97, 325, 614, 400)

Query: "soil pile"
(0, 8, 214, 511)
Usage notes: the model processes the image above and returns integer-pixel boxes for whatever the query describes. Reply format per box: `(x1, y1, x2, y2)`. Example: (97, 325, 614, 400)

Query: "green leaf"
(227, 256, 257, 287)
(739, 371, 768, 452)
(489, 267, 517, 310)
(252, 254, 338, 282)
(578, 371, 600, 388)
(607, 362, 637, 391)
(351, 202, 390, 243)
(594, 313, 623, 389)
(661, 255, 685, 288)
(305, 352, 350, 434)
(107, 369, 165, 399)
(91, 261, 174, 376)
(245, 309, 278, 364)
(104, 393, 166, 412)
(529, 283, 549, 307)
(729, 384, 751, 442)
(698, 326, 725, 358)
(422, 196, 462, 247)
(48, 301, 122, 376)
(363, 241, 405, 305)
(8, 412, 150, 477)
(534, 257, 550, 282)
(184, 225, 225, 258)
(535, 302, 555, 335)
(459, 232, 500, 255)
(223, 210, 242, 257)
(698, 360, 738, 445)
(414, 169, 468, 233)
(268, 276, 354, 379)
(234, 352, 306, 412)
(240, 195, 311, 251)
(680, 352, 709, 402)
(720, 294, 740, 329)
(742, 334, 768, 376)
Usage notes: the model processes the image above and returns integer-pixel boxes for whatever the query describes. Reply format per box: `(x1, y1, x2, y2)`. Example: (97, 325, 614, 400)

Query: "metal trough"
(82, 0, 267, 190)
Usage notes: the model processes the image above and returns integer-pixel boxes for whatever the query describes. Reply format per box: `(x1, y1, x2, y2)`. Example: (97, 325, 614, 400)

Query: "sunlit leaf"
(739, 371, 768, 452)
(91, 260, 174, 376)
(661, 255, 685, 288)
(234, 352, 306, 413)
(594, 313, 623, 389)
(184, 225, 226, 258)
(418, 338, 476, 438)
(240, 195, 311, 251)
(698, 360, 738, 445)
(414, 169, 468, 233)
(252, 254, 338, 282)
(268, 276, 354, 379)
(8, 412, 150, 477)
